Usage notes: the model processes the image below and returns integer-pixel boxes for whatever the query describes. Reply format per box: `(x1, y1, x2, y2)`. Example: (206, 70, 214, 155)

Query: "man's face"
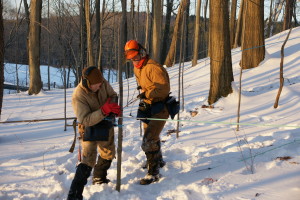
(89, 82, 102, 92)
(131, 54, 141, 65)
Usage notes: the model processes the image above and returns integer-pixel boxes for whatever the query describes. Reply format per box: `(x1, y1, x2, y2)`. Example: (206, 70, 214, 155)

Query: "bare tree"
(23, 0, 30, 21)
(152, 0, 162, 62)
(79, 0, 86, 82)
(116, 0, 127, 192)
(283, 0, 295, 30)
(161, 0, 173, 64)
(184, 0, 190, 61)
(85, 0, 95, 67)
(192, 0, 201, 66)
(204, 0, 208, 31)
(96, 0, 106, 72)
(240, 0, 265, 69)
(208, 0, 233, 105)
(47, 0, 51, 90)
(229, 0, 237, 48)
(28, 0, 43, 95)
(95, 0, 101, 70)
(266, 0, 274, 38)
(164, 0, 189, 67)
(130, 0, 135, 39)
(0, 0, 4, 117)
(233, 0, 244, 48)
(144, 0, 151, 50)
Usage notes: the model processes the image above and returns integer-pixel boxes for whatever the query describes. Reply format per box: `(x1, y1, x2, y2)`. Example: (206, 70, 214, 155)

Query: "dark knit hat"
(82, 66, 104, 85)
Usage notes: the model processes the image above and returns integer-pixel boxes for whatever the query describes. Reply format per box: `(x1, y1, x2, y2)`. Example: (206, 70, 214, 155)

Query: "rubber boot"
(92, 156, 112, 185)
(67, 163, 92, 200)
(140, 151, 160, 185)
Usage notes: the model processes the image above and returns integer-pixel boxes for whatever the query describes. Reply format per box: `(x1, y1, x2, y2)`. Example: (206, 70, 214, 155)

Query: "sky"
(0, 27, 300, 200)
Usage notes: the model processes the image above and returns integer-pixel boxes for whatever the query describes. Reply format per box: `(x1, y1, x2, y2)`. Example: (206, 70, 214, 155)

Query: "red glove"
(101, 98, 121, 116)
(101, 98, 112, 116)
(110, 103, 121, 116)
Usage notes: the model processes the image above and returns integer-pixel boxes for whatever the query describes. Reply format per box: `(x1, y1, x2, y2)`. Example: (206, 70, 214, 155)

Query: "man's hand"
(137, 92, 146, 99)
(101, 98, 121, 116)
(136, 86, 142, 90)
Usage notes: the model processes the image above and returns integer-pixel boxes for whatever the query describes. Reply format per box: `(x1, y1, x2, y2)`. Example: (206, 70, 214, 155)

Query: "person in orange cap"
(124, 40, 170, 185)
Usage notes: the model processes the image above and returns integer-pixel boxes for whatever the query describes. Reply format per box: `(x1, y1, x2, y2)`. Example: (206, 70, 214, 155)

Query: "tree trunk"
(85, 0, 95, 67)
(116, 0, 127, 192)
(208, 0, 233, 105)
(137, 0, 140, 40)
(229, 0, 237, 48)
(282, 0, 295, 31)
(184, 0, 190, 62)
(130, 0, 135, 39)
(152, 0, 162, 62)
(47, 0, 51, 90)
(240, 0, 265, 69)
(97, 0, 105, 72)
(144, 0, 151, 50)
(292, 4, 298, 27)
(164, 0, 188, 67)
(161, 0, 173, 64)
(204, 0, 209, 31)
(28, 0, 43, 95)
(233, 0, 244, 48)
(0, 0, 4, 117)
(204, 0, 209, 57)
(266, 0, 273, 38)
(78, 0, 86, 82)
(95, 0, 101, 68)
(192, 0, 201, 66)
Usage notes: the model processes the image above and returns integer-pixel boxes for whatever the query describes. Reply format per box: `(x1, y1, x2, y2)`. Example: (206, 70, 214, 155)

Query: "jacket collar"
(134, 55, 149, 69)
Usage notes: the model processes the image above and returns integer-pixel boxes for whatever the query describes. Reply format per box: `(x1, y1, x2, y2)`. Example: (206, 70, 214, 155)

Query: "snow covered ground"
(0, 27, 300, 200)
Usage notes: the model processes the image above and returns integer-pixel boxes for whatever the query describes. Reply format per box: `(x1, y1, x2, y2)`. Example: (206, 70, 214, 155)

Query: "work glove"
(110, 104, 121, 117)
(137, 92, 146, 100)
(101, 98, 121, 116)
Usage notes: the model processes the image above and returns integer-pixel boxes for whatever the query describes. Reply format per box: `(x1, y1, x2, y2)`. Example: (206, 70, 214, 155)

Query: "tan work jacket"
(72, 79, 118, 127)
(134, 58, 170, 105)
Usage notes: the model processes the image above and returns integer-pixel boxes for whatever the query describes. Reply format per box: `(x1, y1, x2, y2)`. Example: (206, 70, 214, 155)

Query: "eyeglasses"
(125, 49, 139, 60)
(130, 54, 141, 61)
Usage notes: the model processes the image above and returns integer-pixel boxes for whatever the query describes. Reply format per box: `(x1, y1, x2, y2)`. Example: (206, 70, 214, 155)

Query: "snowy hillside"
(0, 27, 300, 200)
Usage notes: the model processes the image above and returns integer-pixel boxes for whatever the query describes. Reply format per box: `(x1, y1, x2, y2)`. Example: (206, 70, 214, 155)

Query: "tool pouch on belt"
(165, 96, 180, 119)
(137, 100, 164, 124)
(82, 120, 113, 141)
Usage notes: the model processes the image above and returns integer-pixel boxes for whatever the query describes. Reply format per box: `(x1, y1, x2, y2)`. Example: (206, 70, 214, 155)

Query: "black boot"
(142, 150, 165, 169)
(67, 163, 92, 200)
(140, 151, 160, 185)
(158, 150, 166, 168)
(93, 156, 112, 185)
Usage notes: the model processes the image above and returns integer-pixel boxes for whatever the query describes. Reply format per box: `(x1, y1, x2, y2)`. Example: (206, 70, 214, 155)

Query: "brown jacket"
(134, 58, 170, 104)
(72, 79, 118, 127)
